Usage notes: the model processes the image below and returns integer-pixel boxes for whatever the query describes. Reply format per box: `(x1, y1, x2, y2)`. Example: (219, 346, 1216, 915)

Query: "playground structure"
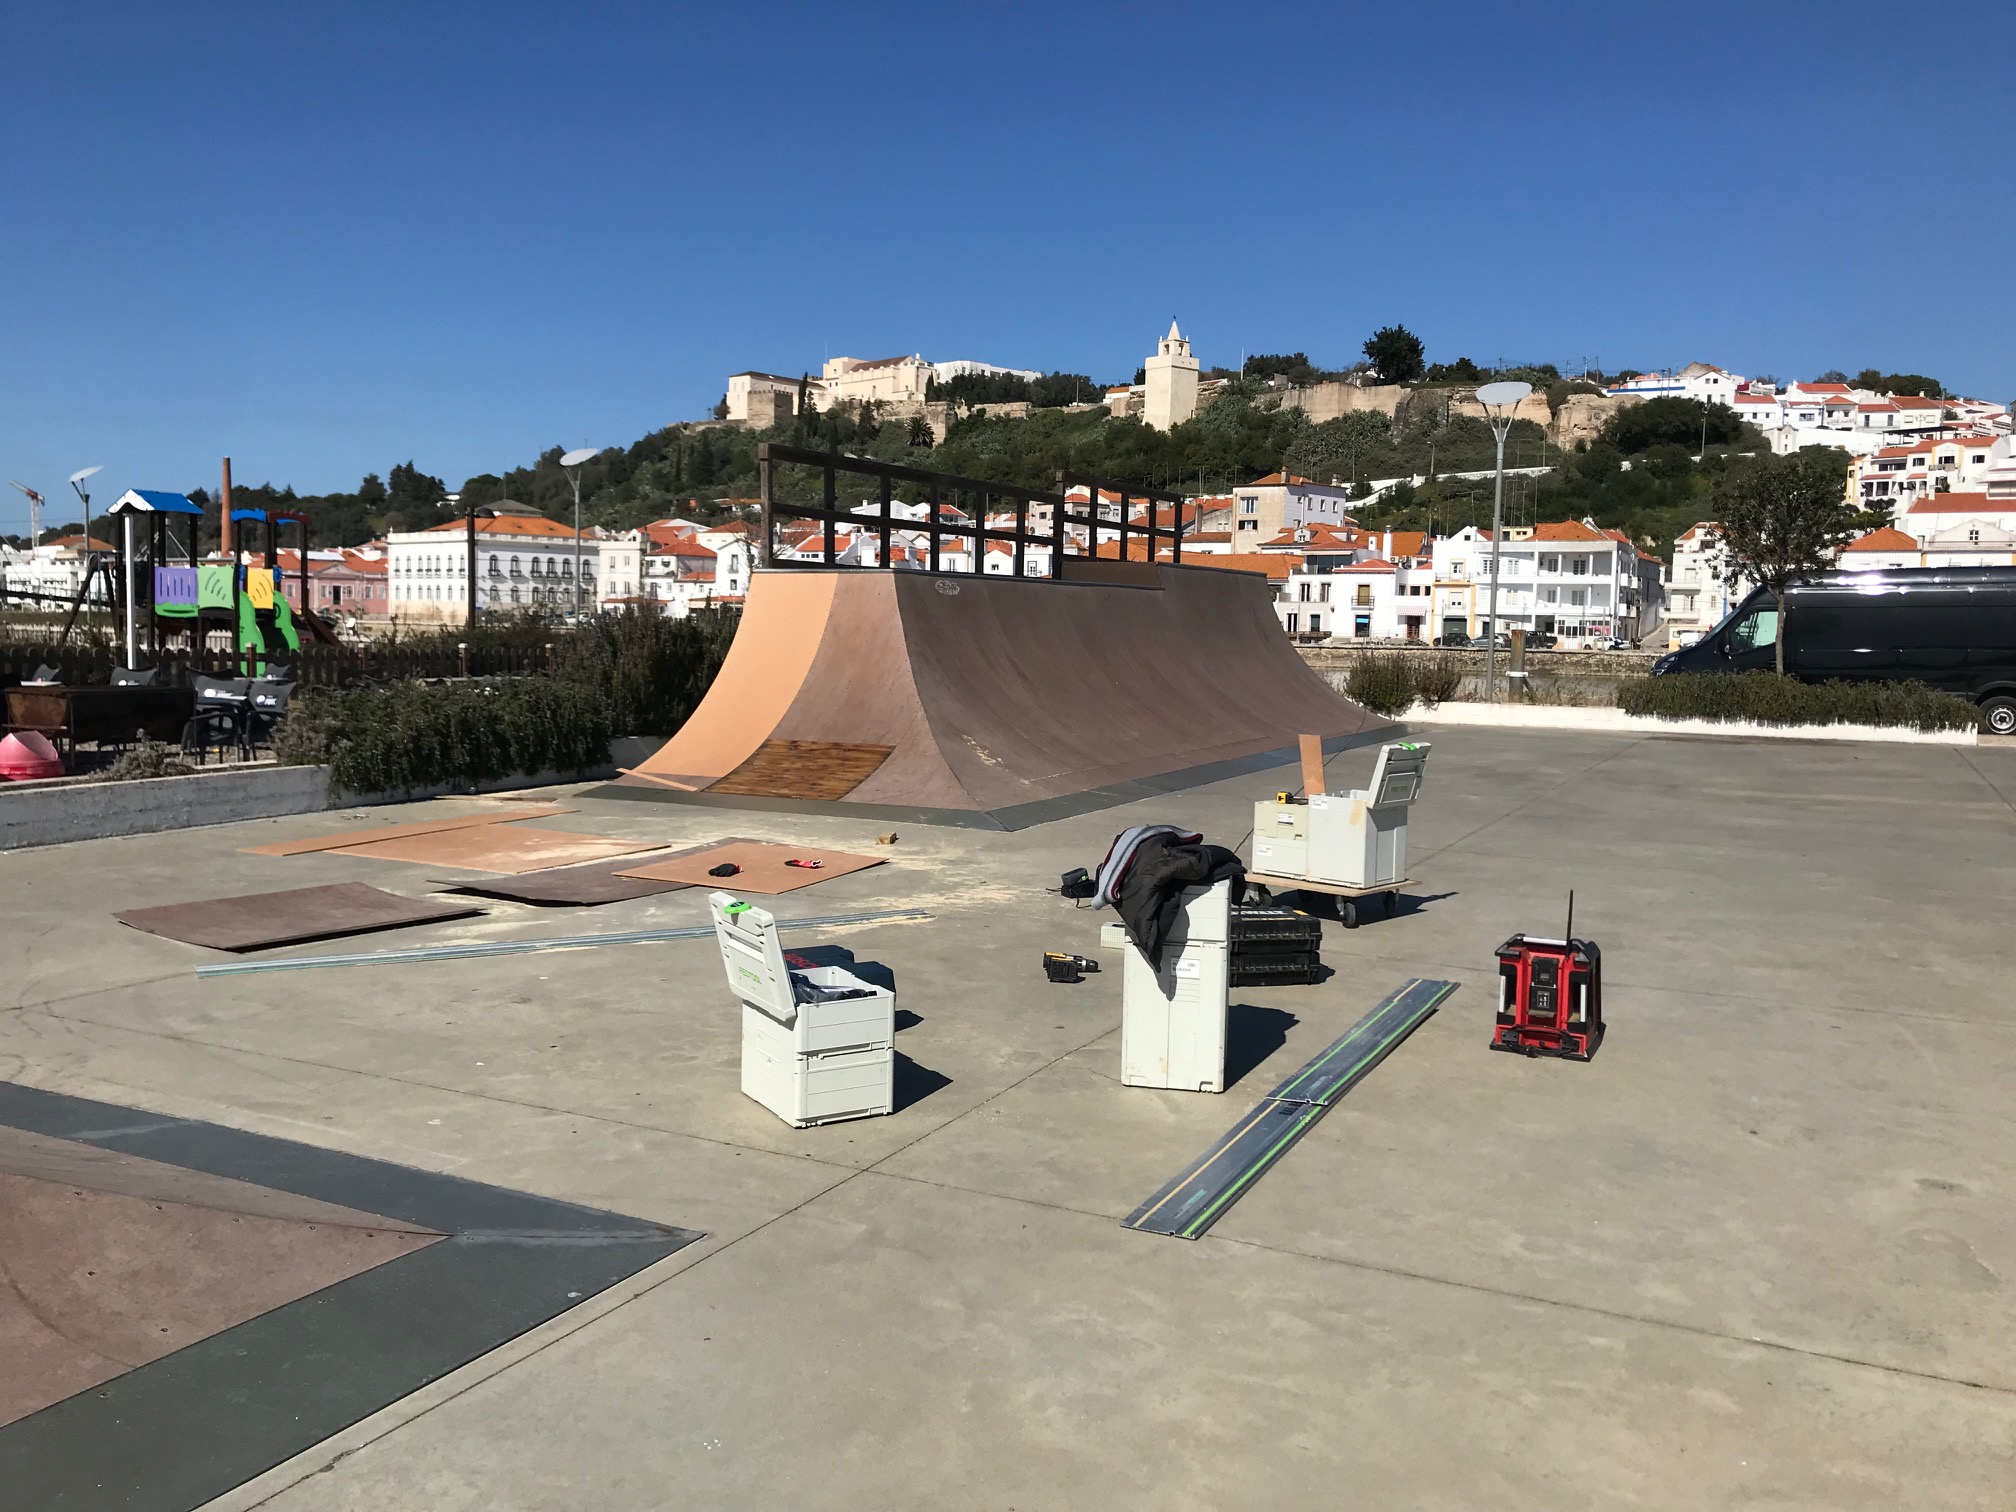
(9, 490, 340, 675)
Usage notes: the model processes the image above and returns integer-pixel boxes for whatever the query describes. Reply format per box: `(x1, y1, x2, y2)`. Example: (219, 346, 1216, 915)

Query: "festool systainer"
(1122, 978, 1457, 1240)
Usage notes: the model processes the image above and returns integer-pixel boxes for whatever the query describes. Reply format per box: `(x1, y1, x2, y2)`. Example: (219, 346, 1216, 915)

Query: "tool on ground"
(1491, 890, 1604, 1061)
(708, 862, 741, 877)
(1228, 904, 1324, 986)
(1121, 879, 1233, 1093)
(1057, 866, 1096, 900)
(710, 891, 895, 1128)
(1124, 978, 1458, 1239)
(1042, 951, 1100, 984)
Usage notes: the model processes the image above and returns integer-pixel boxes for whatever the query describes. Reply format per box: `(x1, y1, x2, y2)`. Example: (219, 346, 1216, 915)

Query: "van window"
(1727, 608, 1779, 652)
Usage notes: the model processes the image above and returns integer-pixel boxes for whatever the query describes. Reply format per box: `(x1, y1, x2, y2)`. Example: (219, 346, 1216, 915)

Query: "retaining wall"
(0, 735, 667, 851)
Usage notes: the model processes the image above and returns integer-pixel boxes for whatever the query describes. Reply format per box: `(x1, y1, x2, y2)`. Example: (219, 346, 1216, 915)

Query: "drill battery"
(1491, 934, 1603, 1061)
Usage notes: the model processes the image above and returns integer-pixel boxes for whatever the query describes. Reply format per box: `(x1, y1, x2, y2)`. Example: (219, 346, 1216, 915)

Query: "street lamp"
(465, 502, 495, 628)
(1476, 381, 1533, 702)
(559, 447, 601, 618)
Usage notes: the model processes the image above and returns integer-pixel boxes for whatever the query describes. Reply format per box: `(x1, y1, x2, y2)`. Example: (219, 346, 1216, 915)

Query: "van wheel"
(1981, 696, 2016, 737)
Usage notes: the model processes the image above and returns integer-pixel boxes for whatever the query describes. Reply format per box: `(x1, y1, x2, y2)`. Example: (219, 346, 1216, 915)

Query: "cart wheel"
(1383, 890, 1398, 917)
(1340, 899, 1359, 929)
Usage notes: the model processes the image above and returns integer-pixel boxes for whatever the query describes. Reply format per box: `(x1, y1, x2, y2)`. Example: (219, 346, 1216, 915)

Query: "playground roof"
(109, 489, 204, 517)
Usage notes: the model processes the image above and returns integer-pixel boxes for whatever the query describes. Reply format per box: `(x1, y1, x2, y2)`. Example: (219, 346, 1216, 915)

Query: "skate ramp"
(609, 563, 1390, 828)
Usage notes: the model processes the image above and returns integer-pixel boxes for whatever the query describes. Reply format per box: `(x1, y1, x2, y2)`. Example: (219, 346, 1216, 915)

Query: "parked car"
(1650, 567, 2016, 733)
(1597, 635, 1634, 650)
(1522, 630, 1559, 650)
(1467, 632, 1512, 650)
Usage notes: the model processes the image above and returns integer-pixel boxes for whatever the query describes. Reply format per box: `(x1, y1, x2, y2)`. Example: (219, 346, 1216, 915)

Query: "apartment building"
(386, 508, 599, 625)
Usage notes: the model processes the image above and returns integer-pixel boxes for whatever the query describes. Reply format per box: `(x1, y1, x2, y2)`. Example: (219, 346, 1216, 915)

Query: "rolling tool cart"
(1245, 740, 1430, 927)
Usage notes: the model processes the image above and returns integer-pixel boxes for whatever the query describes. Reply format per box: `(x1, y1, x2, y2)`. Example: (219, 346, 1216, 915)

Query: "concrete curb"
(0, 735, 670, 851)
(1397, 700, 1978, 745)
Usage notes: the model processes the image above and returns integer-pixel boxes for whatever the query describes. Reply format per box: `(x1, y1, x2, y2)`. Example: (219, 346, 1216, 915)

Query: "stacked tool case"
(1228, 904, 1325, 986)
(710, 891, 895, 1127)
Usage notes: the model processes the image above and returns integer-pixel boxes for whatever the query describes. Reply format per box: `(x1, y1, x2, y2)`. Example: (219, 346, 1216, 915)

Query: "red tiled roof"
(1843, 526, 1918, 552)
(1528, 520, 1611, 542)
(424, 514, 586, 539)
(1340, 558, 1397, 574)
(1243, 472, 1318, 487)
(1210, 552, 1299, 580)
(1906, 491, 2009, 514)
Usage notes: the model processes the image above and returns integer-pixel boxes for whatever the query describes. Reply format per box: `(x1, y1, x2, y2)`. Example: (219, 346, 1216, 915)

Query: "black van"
(1650, 567, 2016, 734)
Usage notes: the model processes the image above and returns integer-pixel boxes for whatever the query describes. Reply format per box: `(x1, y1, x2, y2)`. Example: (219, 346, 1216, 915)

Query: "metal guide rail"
(1123, 978, 1458, 1240)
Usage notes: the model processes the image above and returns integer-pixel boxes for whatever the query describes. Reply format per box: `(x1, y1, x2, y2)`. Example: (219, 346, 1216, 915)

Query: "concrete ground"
(3, 726, 2015, 1510)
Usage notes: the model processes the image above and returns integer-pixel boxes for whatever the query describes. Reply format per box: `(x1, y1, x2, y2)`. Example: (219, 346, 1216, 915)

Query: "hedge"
(1616, 672, 1977, 732)
(273, 608, 739, 795)
(276, 677, 613, 795)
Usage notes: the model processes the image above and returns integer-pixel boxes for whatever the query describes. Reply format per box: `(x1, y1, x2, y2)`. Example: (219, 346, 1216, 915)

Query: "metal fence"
(0, 638, 555, 690)
(757, 442, 1190, 576)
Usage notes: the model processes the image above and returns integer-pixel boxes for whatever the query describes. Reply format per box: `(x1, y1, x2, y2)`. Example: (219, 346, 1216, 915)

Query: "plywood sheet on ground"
(114, 882, 485, 952)
(707, 739, 893, 800)
(242, 806, 573, 856)
(616, 840, 885, 894)
(432, 838, 760, 905)
(335, 826, 664, 874)
(0, 1134, 438, 1427)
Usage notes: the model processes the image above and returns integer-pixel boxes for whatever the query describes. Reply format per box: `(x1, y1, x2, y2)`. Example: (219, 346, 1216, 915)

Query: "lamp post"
(559, 447, 600, 619)
(464, 501, 495, 628)
(1475, 381, 1533, 702)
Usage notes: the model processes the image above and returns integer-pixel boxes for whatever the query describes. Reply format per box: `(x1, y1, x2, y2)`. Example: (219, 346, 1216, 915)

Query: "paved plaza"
(3, 727, 2013, 1510)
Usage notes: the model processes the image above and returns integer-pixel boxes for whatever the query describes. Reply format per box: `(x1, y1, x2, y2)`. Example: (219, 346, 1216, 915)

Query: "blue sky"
(4, 1, 2012, 528)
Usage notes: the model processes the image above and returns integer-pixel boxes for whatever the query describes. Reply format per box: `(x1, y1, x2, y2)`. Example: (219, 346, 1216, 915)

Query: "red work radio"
(1492, 932, 1603, 1061)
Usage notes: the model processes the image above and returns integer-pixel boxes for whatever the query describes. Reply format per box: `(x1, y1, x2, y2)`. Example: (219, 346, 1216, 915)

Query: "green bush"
(89, 738, 195, 783)
(1345, 653, 1418, 716)
(1409, 653, 1465, 707)
(282, 677, 614, 795)
(1616, 673, 1977, 732)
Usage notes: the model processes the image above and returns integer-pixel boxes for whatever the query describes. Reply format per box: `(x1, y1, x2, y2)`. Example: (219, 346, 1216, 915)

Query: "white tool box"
(1252, 740, 1430, 888)
(709, 891, 895, 1128)
(1121, 879, 1232, 1093)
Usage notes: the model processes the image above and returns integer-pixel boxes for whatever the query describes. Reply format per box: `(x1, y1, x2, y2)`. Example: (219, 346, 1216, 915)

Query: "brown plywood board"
(432, 837, 761, 905)
(1300, 733, 1326, 796)
(615, 840, 885, 894)
(335, 826, 665, 875)
(242, 805, 574, 856)
(707, 739, 893, 800)
(114, 882, 485, 952)
(0, 1152, 438, 1427)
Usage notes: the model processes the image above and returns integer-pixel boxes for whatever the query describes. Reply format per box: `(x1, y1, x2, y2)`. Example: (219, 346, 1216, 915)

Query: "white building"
(1606, 362, 1746, 405)
(1432, 521, 1648, 645)
(1856, 436, 2010, 518)
(386, 508, 599, 625)
(932, 359, 1042, 384)
(1231, 472, 1356, 542)
(0, 534, 113, 606)
(1665, 522, 1748, 648)
(820, 355, 933, 408)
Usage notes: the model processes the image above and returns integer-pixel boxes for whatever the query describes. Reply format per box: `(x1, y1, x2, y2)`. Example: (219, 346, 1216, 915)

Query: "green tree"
(908, 415, 935, 447)
(1285, 410, 1391, 484)
(1424, 357, 1482, 384)
(1603, 396, 1746, 455)
(1362, 325, 1426, 385)
(1711, 449, 1858, 674)
(1852, 369, 1945, 399)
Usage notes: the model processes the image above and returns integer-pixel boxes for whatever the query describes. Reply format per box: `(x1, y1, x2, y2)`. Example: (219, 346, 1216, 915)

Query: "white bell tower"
(1143, 319, 1200, 432)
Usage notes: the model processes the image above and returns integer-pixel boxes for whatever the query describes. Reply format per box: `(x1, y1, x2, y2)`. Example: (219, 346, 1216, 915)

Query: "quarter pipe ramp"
(607, 562, 1392, 828)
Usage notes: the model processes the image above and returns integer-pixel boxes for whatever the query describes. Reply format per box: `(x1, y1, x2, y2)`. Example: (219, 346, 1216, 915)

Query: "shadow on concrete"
(1224, 1004, 1299, 1090)
(893, 1054, 951, 1112)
